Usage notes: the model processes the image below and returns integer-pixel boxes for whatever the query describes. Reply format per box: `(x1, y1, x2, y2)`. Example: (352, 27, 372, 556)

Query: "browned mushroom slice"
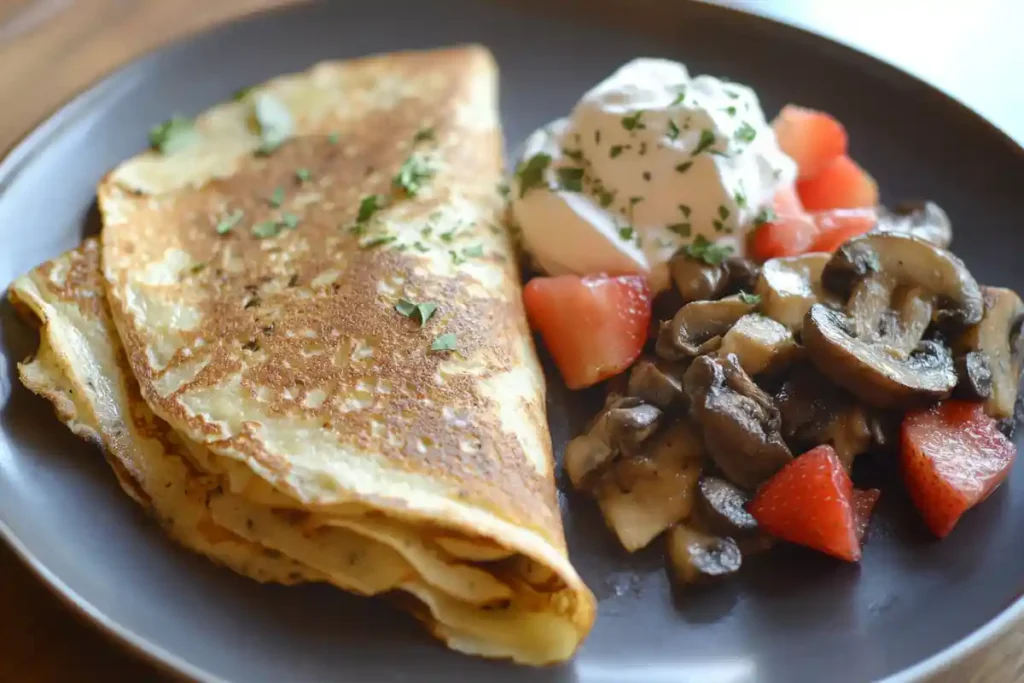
(655, 296, 756, 361)
(875, 201, 952, 249)
(627, 358, 686, 409)
(754, 253, 835, 332)
(953, 351, 993, 402)
(718, 314, 800, 376)
(684, 354, 793, 491)
(955, 287, 1024, 418)
(695, 476, 759, 538)
(669, 252, 728, 303)
(563, 397, 663, 490)
(775, 365, 874, 470)
(666, 524, 742, 586)
(802, 304, 957, 409)
(594, 420, 704, 552)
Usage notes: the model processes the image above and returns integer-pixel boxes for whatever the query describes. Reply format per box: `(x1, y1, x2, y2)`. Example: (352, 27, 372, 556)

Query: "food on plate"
(532, 59, 1021, 593)
(11, 46, 596, 665)
(510, 58, 797, 292)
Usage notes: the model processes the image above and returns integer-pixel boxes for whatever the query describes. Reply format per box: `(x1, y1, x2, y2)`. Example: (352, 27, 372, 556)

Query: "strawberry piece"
(852, 488, 881, 545)
(808, 208, 878, 253)
(748, 186, 818, 261)
(796, 155, 879, 212)
(749, 445, 861, 562)
(772, 105, 848, 179)
(523, 274, 652, 390)
(901, 401, 1016, 538)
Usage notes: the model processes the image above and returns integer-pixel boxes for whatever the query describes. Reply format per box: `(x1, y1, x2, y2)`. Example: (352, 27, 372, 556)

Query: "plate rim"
(0, 1, 1022, 681)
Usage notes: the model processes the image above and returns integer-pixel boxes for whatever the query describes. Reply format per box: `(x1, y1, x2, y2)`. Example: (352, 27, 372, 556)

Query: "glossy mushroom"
(666, 524, 742, 586)
(655, 296, 756, 361)
(954, 286, 1024, 418)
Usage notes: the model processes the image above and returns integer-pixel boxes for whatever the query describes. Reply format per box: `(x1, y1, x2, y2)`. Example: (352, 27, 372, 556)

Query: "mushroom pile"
(565, 202, 1024, 588)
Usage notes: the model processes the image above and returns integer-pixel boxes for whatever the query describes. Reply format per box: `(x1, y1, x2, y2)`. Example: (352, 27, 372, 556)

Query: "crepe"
(11, 45, 595, 664)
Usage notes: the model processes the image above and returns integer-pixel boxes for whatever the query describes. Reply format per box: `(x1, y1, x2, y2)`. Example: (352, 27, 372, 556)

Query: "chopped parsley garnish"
(723, 106, 737, 116)
(639, 142, 648, 156)
(295, 168, 311, 183)
(360, 235, 397, 249)
(497, 182, 510, 199)
(753, 206, 777, 225)
(718, 205, 730, 220)
(667, 119, 681, 141)
(253, 93, 294, 155)
(421, 225, 433, 238)
(414, 241, 430, 252)
(595, 130, 602, 145)
(734, 191, 747, 208)
(692, 129, 718, 156)
(190, 262, 206, 273)
(678, 204, 692, 217)
(357, 194, 387, 223)
(449, 250, 466, 265)
(328, 132, 340, 144)
(396, 298, 437, 326)
(686, 235, 734, 266)
(738, 291, 762, 306)
(431, 333, 458, 352)
(216, 209, 243, 234)
(642, 171, 652, 181)
(675, 161, 694, 174)
(670, 90, 686, 107)
(439, 230, 456, 243)
(621, 111, 646, 131)
(269, 186, 285, 207)
(563, 148, 585, 163)
(148, 117, 195, 154)
(515, 153, 552, 198)
(556, 167, 585, 192)
(413, 127, 436, 143)
(392, 155, 435, 196)
(618, 226, 635, 242)
(281, 213, 300, 229)
(735, 121, 757, 143)
(463, 244, 485, 258)
(252, 221, 282, 239)
(598, 189, 616, 208)
(610, 145, 625, 159)
(713, 220, 725, 232)
(668, 223, 691, 238)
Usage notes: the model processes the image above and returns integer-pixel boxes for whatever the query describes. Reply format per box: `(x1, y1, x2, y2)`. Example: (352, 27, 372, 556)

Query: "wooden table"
(0, 1, 1020, 681)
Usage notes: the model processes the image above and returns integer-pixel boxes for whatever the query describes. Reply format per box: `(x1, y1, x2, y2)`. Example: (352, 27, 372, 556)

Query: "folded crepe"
(10, 45, 595, 665)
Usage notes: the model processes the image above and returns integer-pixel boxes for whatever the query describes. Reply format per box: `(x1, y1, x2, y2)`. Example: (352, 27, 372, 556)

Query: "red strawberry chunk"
(748, 186, 818, 261)
(852, 488, 881, 545)
(749, 445, 861, 562)
(523, 274, 652, 390)
(901, 401, 1016, 538)
(772, 105, 848, 179)
(796, 155, 879, 212)
(809, 208, 878, 253)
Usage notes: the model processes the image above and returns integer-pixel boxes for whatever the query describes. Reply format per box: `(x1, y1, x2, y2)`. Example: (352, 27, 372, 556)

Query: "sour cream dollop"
(511, 58, 797, 292)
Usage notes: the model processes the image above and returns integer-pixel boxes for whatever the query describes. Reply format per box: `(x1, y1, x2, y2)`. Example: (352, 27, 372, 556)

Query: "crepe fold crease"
(9, 45, 595, 665)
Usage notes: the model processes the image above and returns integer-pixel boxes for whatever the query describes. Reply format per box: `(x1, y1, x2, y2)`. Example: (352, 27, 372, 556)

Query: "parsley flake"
(252, 221, 282, 239)
(678, 204, 692, 217)
(692, 129, 718, 156)
(414, 241, 430, 252)
(563, 148, 585, 163)
(463, 244, 485, 258)
(360, 235, 397, 249)
(667, 119, 681, 141)
(515, 153, 552, 198)
(621, 111, 646, 131)
(667, 223, 691, 238)
(753, 206, 777, 226)
(497, 182, 511, 199)
(670, 91, 686, 107)
(713, 220, 725, 233)
(610, 145, 625, 159)
(718, 205, 730, 220)
(598, 189, 616, 208)
(556, 167, 585, 192)
(675, 161, 694, 174)
(723, 106, 737, 116)
(396, 298, 437, 326)
(281, 213, 300, 229)
(295, 168, 311, 183)
(357, 194, 387, 223)
(738, 291, 762, 306)
(734, 191, 747, 208)
(735, 121, 757, 143)
(253, 93, 294, 155)
(413, 127, 436, 143)
(431, 333, 458, 352)
(686, 235, 734, 266)
(269, 186, 285, 207)
(393, 155, 435, 197)
(618, 226, 635, 242)
(149, 117, 195, 154)
(216, 209, 243, 235)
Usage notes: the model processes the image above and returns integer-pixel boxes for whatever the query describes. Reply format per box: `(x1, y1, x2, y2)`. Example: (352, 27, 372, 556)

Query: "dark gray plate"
(1, 2, 1022, 682)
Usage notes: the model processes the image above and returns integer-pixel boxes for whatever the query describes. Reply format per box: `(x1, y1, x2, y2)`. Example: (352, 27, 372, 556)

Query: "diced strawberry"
(796, 155, 879, 212)
(901, 401, 1016, 538)
(772, 105, 848, 179)
(852, 488, 881, 545)
(748, 186, 818, 261)
(749, 445, 861, 562)
(523, 274, 652, 390)
(808, 208, 878, 253)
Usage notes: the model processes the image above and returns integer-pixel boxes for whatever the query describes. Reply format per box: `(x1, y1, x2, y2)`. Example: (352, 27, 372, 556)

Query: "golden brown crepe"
(11, 45, 595, 664)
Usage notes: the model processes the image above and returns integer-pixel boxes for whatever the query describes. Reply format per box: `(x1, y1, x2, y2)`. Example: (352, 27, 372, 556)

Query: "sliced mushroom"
(670, 253, 728, 303)
(563, 397, 663, 490)
(802, 303, 957, 409)
(821, 232, 982, 330)
(655, 295, 756, 361)
(954, 287, 1024, 418)
(627, 358, 686, 409)
(718, 313, 800, 376)
(875, 201, 952, 249)
(775, 365, 873, 470)
(724, 257, 761, 295)
(953, 350, 993, 402)
(594, 420, 704, 552)
(695, 476, 759, 538)
(666, 524, 742, 586)
(684, 354, 793, 491)
(754, 253, 835, 332)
